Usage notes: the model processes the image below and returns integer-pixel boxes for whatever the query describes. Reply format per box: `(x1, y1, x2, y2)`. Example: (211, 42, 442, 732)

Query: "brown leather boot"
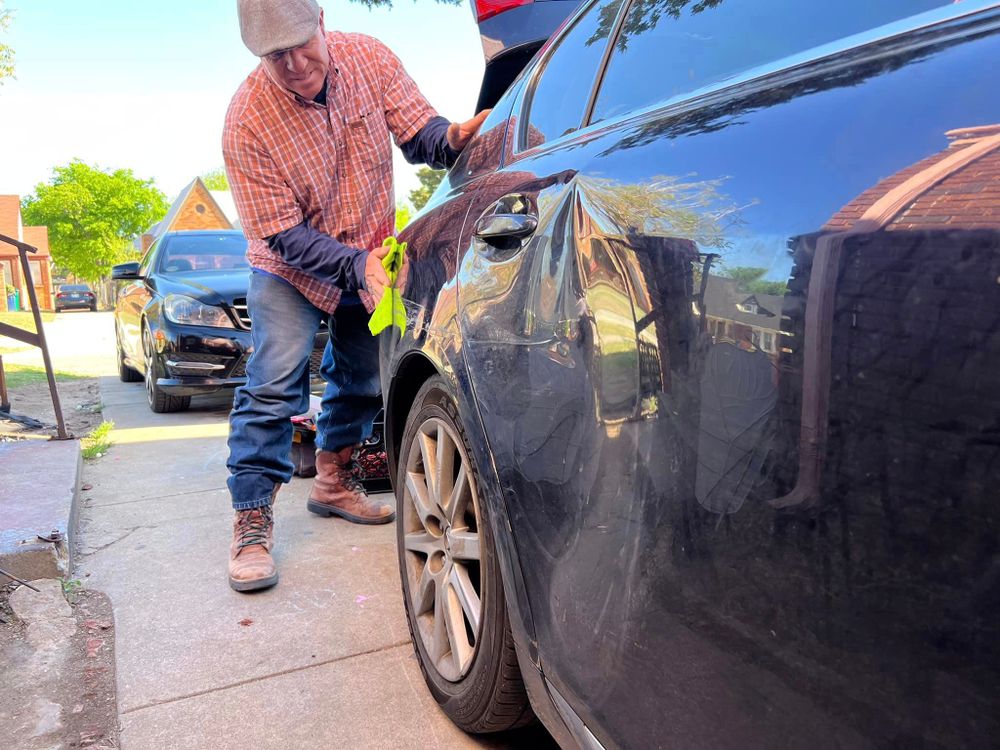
(307, 447, 395, 524)
(228, 503, 278, 592)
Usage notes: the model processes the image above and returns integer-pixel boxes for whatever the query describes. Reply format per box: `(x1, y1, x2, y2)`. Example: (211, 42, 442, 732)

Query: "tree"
(0, 1, 15, 83)
(201, 167, 229, 191)
(395, 203, 412, 233)
(21, 161, 169, 283)
(408, 167, 445, 211)
(721, 266, 787, 296)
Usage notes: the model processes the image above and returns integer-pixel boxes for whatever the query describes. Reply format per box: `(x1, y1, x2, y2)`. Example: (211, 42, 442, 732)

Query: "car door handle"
(474, 213, 538, 242)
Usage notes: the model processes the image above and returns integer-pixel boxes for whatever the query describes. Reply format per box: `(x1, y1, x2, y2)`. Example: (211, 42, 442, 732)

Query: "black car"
(471, 0, 582, 111)
(112, 230, 254, 412)
(54, 283, 97, 312)
(380, 1, 1000, 747)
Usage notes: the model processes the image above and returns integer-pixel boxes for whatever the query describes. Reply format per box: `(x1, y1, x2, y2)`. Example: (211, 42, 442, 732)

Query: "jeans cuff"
(232, 495, 274, 511)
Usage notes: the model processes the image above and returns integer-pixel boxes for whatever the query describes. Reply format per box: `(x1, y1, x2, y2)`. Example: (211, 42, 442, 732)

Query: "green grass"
(81, 420, 114, 460)
(0, 311, 56, 334)
(0, 363, 84, 389)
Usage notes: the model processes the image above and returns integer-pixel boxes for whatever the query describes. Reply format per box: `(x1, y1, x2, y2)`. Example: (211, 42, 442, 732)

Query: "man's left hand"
(447, 109, 492, 152)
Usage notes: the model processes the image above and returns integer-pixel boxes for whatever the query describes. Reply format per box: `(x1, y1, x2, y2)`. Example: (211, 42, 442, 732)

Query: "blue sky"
(0, 0, 485, 203)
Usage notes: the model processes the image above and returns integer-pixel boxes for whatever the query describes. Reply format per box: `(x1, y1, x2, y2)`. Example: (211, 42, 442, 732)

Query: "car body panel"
(385, 1, 1000, 746)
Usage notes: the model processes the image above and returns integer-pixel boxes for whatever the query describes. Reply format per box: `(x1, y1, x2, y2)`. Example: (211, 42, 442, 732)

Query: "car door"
(458, 0, 1000, 747)
(118, 239, 160, 365)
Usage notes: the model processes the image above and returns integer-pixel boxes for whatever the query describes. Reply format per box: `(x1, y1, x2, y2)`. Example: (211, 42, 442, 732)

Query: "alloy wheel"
(143, 330, 156, 407)
(401, 416, 483, 682)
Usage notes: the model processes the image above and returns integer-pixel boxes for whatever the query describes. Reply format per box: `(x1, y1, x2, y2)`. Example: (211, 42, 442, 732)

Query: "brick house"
(137, 177, 239, 252)
(0, 195, 55, 312)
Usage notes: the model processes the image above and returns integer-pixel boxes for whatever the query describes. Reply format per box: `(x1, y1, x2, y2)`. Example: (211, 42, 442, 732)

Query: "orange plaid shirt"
(223, 32, 438, 313)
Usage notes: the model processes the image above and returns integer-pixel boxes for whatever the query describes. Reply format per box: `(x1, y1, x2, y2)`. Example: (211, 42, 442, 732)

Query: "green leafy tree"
(408, 167, 445, 212)
(395, 203, 412, 233)
(721, 265, 786, 296)
(201, 167, 229, 191)
(21, 161, 169, 283)
(0, 1, 15, 83)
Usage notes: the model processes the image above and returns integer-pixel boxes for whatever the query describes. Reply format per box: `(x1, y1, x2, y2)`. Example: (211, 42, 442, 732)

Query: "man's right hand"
(363, 245, 392, 303)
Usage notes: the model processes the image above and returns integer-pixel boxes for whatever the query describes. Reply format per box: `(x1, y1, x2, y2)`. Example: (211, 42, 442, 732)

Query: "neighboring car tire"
(142, 325, 190, 413)
(396, 376, 533, 733)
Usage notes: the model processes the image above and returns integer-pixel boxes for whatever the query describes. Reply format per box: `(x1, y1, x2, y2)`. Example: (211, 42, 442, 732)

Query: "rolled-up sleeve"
(223, 122, 303, 240)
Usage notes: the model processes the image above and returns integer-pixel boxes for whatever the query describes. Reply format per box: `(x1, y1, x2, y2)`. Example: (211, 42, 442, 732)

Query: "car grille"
(231, 298, 252, 330)
(309, 349, 323, 377)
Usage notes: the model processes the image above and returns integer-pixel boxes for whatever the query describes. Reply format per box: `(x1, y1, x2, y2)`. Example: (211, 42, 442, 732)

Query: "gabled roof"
(141, 178, 233, 248)
(704, 275, 783, 331)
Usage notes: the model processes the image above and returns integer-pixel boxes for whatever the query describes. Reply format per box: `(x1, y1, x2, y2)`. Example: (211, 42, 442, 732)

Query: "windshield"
(159, 233, 249, 273)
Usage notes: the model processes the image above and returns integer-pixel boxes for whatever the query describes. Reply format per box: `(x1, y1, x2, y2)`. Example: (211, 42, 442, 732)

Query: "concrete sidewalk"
(78, 376, 544, 749)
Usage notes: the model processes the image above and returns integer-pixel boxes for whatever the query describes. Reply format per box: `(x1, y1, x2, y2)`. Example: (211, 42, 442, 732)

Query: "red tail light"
(475, 0, 533, 23)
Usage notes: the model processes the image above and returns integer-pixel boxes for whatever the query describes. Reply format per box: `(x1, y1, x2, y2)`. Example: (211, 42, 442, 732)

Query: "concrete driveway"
(66, 313, 554, 749)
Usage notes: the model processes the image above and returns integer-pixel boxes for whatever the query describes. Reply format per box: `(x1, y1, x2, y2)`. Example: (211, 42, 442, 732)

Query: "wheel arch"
(385, 352, 440, 484)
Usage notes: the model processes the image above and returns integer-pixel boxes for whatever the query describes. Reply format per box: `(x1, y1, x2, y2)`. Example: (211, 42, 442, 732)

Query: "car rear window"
(159, 234, 249, 273)
(522, 0, 626, 148)
(59, 284, 90, 292)
(590, 0, 954, 125)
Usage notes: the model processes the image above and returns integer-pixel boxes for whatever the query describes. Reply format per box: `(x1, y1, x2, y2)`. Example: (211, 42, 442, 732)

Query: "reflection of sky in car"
(160, 235, 249, 273)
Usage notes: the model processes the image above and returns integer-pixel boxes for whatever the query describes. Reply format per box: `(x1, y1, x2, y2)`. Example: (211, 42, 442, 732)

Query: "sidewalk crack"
(121, 640, 412, 715)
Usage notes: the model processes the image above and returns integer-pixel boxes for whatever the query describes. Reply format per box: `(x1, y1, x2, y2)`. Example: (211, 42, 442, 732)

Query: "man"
(223, 0, 488, 592)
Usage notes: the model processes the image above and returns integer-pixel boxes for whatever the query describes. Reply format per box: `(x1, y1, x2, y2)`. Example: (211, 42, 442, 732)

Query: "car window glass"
(590, 0, 953, 125)
(139, 242, 158, 276)
(523, 0, 625, 149)
(159, 234, 249, 273)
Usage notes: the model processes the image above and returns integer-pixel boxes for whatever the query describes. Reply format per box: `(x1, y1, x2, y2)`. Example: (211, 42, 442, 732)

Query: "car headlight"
(163, 294, 234, 328)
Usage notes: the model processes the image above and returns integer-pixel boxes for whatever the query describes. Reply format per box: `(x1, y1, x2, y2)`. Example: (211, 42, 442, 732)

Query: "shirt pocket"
(345, 109, 392, 179)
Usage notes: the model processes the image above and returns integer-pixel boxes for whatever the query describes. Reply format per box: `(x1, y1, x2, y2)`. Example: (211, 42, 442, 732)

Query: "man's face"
(261, 20, 329, 101)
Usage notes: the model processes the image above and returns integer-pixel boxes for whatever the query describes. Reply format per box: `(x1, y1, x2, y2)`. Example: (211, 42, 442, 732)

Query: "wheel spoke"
(405, 470, 437, 528)
(449, 530, 480, 562)
(418, 428, 438, 503)
(450, 565, 481, 638)
(404, 531, 441, 557)
(444, 463, 469, 526)
(436, 424, 455, 516)
(413, 564, 435, 616)
(443, 583, 474, 674)
(431, 586, 449, 663)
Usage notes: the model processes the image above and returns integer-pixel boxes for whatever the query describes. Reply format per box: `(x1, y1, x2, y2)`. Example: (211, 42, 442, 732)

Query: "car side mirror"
(111, 262, 142, 280)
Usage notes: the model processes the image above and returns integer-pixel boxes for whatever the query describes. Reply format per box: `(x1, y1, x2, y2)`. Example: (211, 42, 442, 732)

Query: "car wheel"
(143, 326, 190, 413)
(117, 332, 142, 383)
(396, 376, 533, 733)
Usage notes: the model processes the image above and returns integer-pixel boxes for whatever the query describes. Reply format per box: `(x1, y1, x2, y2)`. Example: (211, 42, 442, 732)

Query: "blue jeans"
(227, 272, 381, 510)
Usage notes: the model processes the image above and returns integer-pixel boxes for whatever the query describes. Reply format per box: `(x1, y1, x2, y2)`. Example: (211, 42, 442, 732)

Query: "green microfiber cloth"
(368, 236, 407, 336)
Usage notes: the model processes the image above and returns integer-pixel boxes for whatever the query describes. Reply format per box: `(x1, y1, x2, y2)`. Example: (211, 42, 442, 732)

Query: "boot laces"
(235, 505, 273, 553)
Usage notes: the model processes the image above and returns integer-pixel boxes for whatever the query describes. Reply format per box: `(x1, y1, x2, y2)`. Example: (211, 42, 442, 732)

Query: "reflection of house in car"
(703, 275, 783, 357)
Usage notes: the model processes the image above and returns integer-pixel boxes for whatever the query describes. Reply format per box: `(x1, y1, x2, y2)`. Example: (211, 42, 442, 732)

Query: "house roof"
(142, 178, 234, 245)
(826, 124, 1000, 232)
(704, 275, 783, 331)
(209, 190, 241, 229)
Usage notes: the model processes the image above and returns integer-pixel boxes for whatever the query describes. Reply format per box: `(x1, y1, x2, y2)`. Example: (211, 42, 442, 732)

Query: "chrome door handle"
(474, 213, 538, 242)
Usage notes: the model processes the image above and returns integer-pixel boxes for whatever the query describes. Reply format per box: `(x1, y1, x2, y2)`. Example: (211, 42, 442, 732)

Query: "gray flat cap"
(238, 0, 321, 57)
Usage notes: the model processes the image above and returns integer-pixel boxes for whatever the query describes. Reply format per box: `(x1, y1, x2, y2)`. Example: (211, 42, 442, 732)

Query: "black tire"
(143, 326, 190, 413)
(117, 326, 143, 383)
(396, 376, 533, 733)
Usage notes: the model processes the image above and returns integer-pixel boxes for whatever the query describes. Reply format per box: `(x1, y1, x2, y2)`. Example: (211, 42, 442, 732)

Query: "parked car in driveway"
(112, 230, 328, 414)
(380, 1, 1000, 747)
(54, 283, 97, 312)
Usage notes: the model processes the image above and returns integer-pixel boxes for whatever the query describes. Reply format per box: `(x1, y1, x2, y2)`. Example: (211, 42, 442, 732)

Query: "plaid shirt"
(223, 32, 438, 313)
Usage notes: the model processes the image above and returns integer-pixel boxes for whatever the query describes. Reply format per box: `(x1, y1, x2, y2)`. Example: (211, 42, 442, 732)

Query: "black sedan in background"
(54, 284, 97, 312)
(112, 230, 255, 413)
(381, 1, 1000, 747)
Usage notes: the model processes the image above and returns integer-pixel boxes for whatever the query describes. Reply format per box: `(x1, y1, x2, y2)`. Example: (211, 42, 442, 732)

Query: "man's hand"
(364, 244, 391, 303)
(447, 109, 492, 152)
(363, 243, 409, 304)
